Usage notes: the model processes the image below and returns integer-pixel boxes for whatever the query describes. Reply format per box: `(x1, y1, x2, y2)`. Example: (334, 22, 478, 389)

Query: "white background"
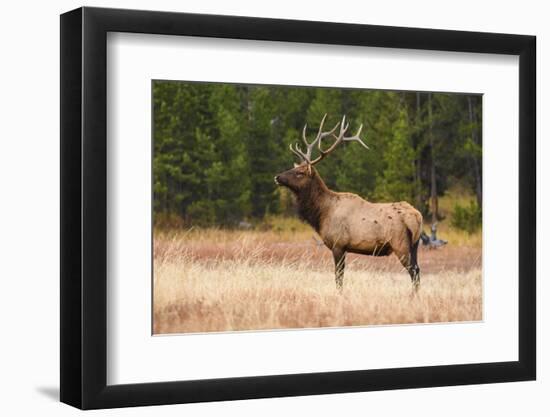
(108, 34, 519, 384)
(0, 0, 546, 416)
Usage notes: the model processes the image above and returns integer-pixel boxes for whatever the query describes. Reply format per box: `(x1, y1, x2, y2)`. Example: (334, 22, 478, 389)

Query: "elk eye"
(295, 173, 304, 178)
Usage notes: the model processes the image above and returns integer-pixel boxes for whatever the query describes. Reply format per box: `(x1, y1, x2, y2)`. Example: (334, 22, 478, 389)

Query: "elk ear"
(294, 162, 300, 168)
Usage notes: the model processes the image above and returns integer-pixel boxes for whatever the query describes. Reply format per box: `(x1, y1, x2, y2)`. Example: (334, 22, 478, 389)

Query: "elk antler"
(310, 115, 369, 165)
(290, 114, 340, 164)
(290, 114, 368, 165)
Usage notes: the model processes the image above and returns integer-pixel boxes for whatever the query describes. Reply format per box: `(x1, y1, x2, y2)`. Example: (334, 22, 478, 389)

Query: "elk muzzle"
(274, 173, 288, 187)
(274, 168, 295, 187)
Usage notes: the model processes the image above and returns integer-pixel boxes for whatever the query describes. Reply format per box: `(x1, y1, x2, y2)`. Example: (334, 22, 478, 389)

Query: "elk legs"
(332, 248, 346, 291)
(409, 239, 421, 290)
(396, 240, 421, 291)
(408, 264, 420, 291)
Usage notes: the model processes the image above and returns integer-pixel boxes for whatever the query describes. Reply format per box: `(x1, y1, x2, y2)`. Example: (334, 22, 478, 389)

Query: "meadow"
(153, 216, 482, 334)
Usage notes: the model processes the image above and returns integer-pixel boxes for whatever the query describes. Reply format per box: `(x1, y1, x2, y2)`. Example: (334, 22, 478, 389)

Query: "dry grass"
(153, 228, 482, 334)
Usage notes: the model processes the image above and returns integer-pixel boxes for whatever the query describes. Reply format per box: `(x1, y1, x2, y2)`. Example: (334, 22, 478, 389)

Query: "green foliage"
(153, 81, 482, 227)
(374, 108, 415, 202)
(451, 201, 482, 233)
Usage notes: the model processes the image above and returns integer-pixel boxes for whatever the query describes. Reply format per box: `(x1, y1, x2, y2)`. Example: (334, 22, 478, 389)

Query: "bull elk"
(274, 114, 423, 291)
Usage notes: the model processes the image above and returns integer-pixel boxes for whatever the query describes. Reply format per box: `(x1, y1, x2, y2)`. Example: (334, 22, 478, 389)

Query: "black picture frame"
(60, 6, 536, 410)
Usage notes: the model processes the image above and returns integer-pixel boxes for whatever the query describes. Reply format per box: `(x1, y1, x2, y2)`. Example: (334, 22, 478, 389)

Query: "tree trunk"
(428, 93, 438, 223)
(468, 96, 482, 207)
(415, 93, 423, 210)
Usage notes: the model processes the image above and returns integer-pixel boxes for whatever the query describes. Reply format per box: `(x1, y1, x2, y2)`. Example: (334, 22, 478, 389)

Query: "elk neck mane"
(294, 169, 334, 232)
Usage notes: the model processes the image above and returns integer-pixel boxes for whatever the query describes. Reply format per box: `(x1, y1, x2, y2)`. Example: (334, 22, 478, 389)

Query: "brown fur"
(275, 163, 422, 291)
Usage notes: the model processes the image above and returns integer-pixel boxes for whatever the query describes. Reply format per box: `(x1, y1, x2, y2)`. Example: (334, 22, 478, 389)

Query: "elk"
(274, 114, 423, 291)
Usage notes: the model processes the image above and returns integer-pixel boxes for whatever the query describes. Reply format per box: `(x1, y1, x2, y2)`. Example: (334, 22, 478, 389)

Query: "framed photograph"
(60, 6, 536, 409)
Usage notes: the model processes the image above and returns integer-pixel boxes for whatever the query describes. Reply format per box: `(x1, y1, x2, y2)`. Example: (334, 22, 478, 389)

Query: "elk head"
(274, 114, 369, 193)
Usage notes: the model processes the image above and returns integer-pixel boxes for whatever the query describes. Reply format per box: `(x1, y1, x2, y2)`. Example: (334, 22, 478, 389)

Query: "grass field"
(153, 222, 482, 334)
